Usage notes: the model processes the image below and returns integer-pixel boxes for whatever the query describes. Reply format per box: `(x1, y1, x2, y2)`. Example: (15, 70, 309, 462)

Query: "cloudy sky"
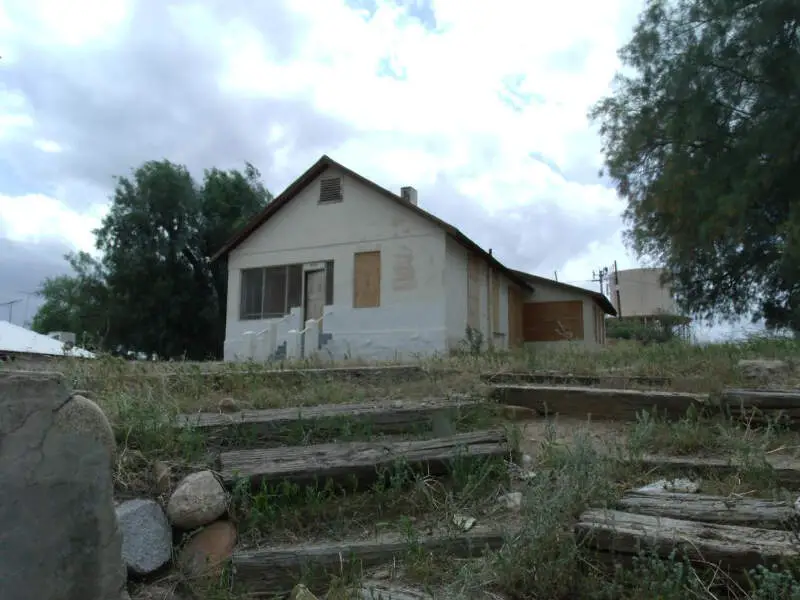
(1, 0, 754, 338)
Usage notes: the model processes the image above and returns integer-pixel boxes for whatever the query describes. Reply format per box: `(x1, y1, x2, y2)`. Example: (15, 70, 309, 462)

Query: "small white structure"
(0, 321, 95, 358)
(609, 267, 679, 318)
(214, 156, 616, 362)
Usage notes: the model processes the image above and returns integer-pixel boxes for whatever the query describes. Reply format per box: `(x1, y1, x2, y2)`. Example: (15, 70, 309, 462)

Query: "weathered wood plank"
(174, 397, 482, 441)
(617, 491, 795, 528)
(720, 389, 800, 427)
(721, 389, 800, 410)
(482, 372, 672, 388)
(576, 509, 797, 572)
(232, 525, 509, 595)
(219, 429, 509, 488)
(629, 454, 800, 488)
(490, 385, 706, 421)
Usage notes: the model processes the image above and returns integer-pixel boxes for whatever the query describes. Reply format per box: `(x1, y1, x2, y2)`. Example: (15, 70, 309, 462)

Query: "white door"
(304, 270, 326, 322)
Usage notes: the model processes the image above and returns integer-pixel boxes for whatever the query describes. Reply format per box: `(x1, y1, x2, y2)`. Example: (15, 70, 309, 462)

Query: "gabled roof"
(211, 155, 533, 290)
(509, 270, 618, 316)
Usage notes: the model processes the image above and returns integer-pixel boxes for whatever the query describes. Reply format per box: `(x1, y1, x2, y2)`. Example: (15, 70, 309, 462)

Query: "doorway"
(304, 269, 326, 323)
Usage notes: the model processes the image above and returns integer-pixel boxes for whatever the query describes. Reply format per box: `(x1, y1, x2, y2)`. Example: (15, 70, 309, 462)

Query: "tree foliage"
(591, 0, 800, 331)
(32, 161, 270, 359)
(31, 252, 109, 349)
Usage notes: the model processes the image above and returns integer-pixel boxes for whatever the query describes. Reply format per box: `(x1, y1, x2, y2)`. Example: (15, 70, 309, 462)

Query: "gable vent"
(319, 177, 343, 203)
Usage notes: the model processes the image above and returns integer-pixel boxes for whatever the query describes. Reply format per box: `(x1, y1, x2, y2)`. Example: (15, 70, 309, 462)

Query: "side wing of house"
(520, 283, 606, 347)
(225, 168, 448, 361)
(443, 238, 525, 351)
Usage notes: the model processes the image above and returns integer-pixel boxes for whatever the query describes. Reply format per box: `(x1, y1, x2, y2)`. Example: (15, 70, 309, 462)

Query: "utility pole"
(613, 261, 622, 318)
(17, 291, 36, 327)
(0, 299, 22, 323)
(553, 271, 558, 282)
(592, 267, 609, 295)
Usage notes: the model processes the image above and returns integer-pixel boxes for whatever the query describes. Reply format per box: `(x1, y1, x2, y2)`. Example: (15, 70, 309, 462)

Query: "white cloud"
(1, 0, 646, 292)
(0, 193, 105, 253)
(33, 139, 63, 153)
(215, 0, 643, 283)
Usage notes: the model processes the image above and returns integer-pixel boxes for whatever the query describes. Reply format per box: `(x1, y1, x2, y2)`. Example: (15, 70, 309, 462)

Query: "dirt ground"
(519, 417, 630, 458)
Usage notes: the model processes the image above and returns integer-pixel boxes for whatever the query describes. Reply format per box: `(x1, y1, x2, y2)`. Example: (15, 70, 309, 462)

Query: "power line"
(0, 299, 22, 322)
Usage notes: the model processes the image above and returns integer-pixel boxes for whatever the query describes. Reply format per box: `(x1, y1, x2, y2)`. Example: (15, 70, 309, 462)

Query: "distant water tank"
(609, 268, 680, 318)
(48, 331, 77, 346)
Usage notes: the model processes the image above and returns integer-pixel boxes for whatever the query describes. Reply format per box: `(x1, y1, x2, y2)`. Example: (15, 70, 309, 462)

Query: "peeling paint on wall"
(392, 245, 417, 291)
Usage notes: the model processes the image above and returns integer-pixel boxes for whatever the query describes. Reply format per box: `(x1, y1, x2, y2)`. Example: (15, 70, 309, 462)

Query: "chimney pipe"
(400, 186, 418, 206)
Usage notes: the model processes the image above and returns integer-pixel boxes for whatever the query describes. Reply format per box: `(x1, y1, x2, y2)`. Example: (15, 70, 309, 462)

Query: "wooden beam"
(482, 372, 672, 388)
(576, 509, 797, 572)
(219, 429, 509, 488)
(175, 397, 482, 442)
(231, 525, 509, 595)
(490, 385, 706, 421)
(720, 389, 800, 426)
(617, 491, 795, 529)
(628, 454, 800, 489)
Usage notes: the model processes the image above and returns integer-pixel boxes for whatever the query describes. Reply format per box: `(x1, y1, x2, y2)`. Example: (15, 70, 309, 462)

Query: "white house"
(213, 156, 616, 362)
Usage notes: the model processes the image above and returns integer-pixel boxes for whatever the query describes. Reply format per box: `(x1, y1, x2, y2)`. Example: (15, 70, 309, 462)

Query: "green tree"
(591, 0, 800, 331)
(31, 251, 109, 348)
(32, 160, 269, 359)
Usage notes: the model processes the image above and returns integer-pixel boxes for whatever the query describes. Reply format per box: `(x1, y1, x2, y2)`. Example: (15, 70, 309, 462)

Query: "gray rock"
(117, 499, 172, 575)
(0, 371, 126, 600)
(54, 393, 117, 461)
(167, 470, 228, 530)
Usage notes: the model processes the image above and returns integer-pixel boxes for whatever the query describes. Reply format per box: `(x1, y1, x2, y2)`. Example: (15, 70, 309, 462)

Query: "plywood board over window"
(523, 300, 584, 342)
(467, 254, 482, 330)
(507, 285, 523, 348)
(353, 251, 381, 308)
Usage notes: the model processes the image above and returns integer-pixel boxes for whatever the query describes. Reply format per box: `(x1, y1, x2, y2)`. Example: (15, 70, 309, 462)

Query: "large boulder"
(0, 371, 126, 600)
(167, 470, 228, 530)
(117, 499, 172, 575)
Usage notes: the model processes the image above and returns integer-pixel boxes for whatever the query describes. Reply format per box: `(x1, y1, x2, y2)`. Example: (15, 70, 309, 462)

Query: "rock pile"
(118, 469, 236, 589)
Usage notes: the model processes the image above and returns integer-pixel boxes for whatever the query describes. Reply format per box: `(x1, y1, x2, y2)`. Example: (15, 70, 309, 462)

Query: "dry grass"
(3, 334, 800, 599)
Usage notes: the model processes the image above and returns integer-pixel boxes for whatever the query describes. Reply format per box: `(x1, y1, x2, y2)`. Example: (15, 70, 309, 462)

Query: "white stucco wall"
(224, 167, 449, 362)
(442, 237, 513, 351)
(493, 273, 511, 349)
(444, 237, 468, 350)
(523, 282, 605, 349)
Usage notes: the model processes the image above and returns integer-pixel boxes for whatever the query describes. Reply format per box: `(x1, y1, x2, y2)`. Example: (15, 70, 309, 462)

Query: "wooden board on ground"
(482, 372, 672, 389)
(617, 491, 795, 529)
(576, 509, 797, 572)
(174, 397, 482, 441)
(232, 525, 510, 595)
(720, 389, 800, 425)
(219, 429, 508, 488)
(628, 454, 800, 489)
(490, 385, 706, 421)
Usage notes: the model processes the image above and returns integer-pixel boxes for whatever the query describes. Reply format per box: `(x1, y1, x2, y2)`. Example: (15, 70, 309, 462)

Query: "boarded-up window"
(491, 272, 501, 332)
(353, 251, 381, 308)
(522, 300, 584, 342)
(319, 177, 343, 203)
(507, 285, 523, 348)
(467, 254, 481, 329)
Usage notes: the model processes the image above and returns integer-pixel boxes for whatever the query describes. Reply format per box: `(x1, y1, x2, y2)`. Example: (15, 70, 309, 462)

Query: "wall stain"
(392, 245, 417, 291)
